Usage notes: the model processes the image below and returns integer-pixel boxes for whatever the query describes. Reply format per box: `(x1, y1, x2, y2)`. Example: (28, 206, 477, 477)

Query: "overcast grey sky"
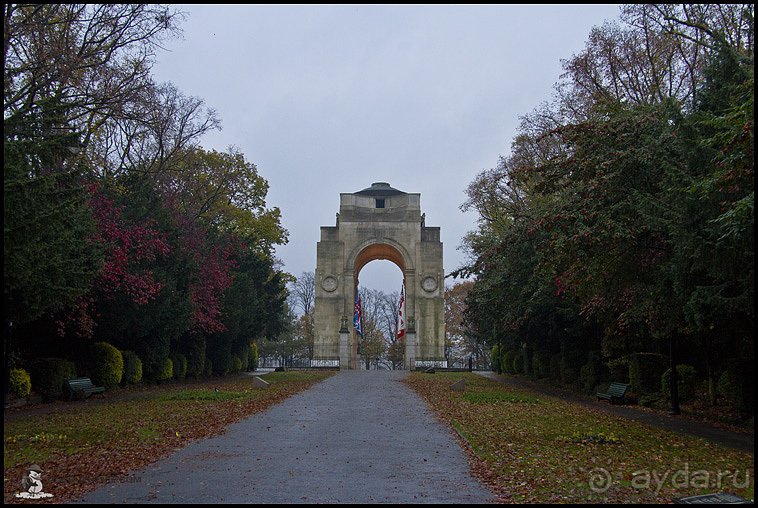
(150, 4, 622, 295)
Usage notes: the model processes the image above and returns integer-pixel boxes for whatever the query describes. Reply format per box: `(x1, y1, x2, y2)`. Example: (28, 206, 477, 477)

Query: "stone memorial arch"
(313, 182, 445, 370)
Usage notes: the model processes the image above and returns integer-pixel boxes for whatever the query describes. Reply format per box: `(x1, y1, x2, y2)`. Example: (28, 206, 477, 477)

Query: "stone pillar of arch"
(314, 182, 444, 370)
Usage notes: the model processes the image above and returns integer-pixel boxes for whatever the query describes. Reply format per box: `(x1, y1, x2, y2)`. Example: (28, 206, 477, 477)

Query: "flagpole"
(397, 282, 406, 368)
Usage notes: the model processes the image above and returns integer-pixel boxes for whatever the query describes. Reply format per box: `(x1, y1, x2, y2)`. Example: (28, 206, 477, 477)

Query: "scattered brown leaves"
(3, 371, 333, 504)
(403, 372, 754, 504)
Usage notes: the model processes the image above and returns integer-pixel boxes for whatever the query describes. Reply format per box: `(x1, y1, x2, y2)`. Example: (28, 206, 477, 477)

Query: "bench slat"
(597, 382, 629, 404)
(65, 377, 105, 400)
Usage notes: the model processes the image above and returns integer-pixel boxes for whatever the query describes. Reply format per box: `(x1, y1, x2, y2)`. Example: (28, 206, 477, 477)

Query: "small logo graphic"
(15, 464, 53, 499)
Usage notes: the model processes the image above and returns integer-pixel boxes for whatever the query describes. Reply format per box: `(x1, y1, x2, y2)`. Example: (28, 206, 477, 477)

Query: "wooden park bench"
(597, 382, 630, 404)
(65, 377, 105, 400)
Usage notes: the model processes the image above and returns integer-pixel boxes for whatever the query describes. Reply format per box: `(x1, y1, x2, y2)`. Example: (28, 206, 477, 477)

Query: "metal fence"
(258, 356, 340, 370)
(414, 356, 492, 371)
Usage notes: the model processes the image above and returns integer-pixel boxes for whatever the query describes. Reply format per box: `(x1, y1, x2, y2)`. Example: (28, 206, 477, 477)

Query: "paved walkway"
(478, 372, 754, 455)
(77, 371, 495, 504)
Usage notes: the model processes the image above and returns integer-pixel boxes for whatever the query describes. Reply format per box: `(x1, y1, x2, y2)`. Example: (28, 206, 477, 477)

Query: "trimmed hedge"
(718, 359, 754, 419)
(183, 335, 206, 378)
(629, 353, 667, 395)
(491, 345, 501, 372)
(89, 342, 123, 388)
(158, 357, 173, 382)
(661, 364, 697, 401)
(503, 350, 518, 374)
(10, 368, 31, 398)
(249, 342, 258, 371)
(231, 356, 243, 373)
(171, 353, 187, 379)
(121, 350, 143, 385)
(30, 358, 77, 402)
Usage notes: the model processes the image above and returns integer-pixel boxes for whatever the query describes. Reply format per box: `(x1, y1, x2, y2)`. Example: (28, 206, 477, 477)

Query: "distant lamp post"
(4, 320, 12, 410)
(669, 336, 680, 415)
(494, 322, 501, 375)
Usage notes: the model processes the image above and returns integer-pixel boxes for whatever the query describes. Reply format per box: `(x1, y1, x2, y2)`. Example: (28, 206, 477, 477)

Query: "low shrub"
(9, 368, 31, 398)
(30, 358, 77, 402)
(249, 342, 258, 371)
(171, 353, 187, 380)
(491, 345, 500, 372)
(580, 351, 608, 394)
(531, 351, 550, 379)
(512, 350, 525, 374)
(661, 364, 697, 401)
(158, 357, 173, 382)
(121, 350, 143, 385)
(231, 356, 243, 373)
(549, 353, 562, 381)
(629, 353, 667, 395)
(718, 359, 754, 419)
(184, 335, 206, 378)
(89, 342, 123, 388)
(503, 350, 518, 374)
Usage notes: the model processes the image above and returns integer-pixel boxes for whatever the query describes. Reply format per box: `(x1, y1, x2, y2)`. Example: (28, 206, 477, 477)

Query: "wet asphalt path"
(77, 370, 494, 504)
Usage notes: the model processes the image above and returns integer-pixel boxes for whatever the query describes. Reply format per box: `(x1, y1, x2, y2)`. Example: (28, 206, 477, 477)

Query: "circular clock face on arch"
(322, 276, 338, 292)
(422, 276, 437, 292)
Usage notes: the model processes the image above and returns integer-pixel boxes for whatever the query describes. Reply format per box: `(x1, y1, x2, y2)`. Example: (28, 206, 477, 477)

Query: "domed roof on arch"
(355, 182, 406, 196)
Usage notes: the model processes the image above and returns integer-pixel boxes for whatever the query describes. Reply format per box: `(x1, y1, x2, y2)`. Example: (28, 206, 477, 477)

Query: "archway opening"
(354, 245, 405, 370)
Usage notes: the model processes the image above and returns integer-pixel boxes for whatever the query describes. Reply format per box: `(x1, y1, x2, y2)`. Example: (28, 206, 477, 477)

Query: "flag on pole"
(353, 288, 363, 337)
(397, 283, 406, 339)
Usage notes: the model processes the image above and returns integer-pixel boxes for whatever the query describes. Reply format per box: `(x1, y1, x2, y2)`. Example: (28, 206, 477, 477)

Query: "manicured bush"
(531, 351, 550, 379)
(521, 345, 530, 376)
(120, 350, 143, 385)
(718, 359, 754, 419)
(512, 350, 524, 374)
(559, 348, 584, 385)
(30, 358, 77, 402)
(249, 342, 258, 371)
(183, 335, 206, 378)
(503, 350, 518, 374)
(661, 364, 697, 401)
(89, 342, 123, 388)
(559, 357, 578, 384)
(203, 357, 213, 377)
(549, 353, 562, 381)
(9, 368, 31, 398)
(608, 358, 629, 384)
(491, 345, 500, 372)
(134, 335, 170, 383)
(580, 351, 608, 394)
(171, 353, 187, 379)
(629, 353, 667, 395)
(158, 357, 173, 382)
(231, 356, 243, 373)
(235, 344, 250, 372)
(210, 348, 232, 376)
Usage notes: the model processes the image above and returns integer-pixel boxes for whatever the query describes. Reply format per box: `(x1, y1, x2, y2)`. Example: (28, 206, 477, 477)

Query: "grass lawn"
(4, 371, 334, 503)
(403, 372, 754, 504)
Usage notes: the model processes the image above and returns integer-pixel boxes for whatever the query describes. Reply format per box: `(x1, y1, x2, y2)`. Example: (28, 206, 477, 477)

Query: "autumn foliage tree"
(4, 4, 291, 388)
(457, 4, 753, 413)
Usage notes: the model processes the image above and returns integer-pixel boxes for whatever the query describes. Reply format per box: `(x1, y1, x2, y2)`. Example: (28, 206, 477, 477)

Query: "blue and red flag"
(397, 283, 406, 339)
(353, 288, 363, 337)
